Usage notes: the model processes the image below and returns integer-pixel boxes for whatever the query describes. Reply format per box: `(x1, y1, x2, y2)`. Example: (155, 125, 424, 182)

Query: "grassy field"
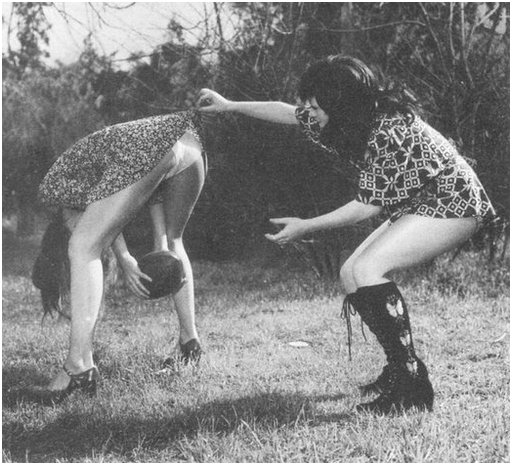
(2, 234, 510, 463)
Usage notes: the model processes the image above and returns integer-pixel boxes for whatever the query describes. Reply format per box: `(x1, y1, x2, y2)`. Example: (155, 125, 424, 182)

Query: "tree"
(2, 2, 508, 263)
(3, 2, 51, 77)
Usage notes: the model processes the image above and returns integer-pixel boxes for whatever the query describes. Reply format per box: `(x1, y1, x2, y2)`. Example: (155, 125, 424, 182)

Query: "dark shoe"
(359, 364, 392, 396)
(179, 338, 202, 364)
(32, 365, 99, 403)
(357, 362, 434, 414)
(162, 338, 202, 368)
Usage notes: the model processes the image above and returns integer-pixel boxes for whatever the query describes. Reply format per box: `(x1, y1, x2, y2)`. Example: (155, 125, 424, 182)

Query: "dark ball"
(138, 251, 186, 299)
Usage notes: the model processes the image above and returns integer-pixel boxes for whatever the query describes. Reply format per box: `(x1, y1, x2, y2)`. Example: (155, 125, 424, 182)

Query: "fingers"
(269, 217, 293, 226)
(197, 88, 217, 111)
(139, 271, 152, 282)
(266, 217, 303, 245)
(128, 277, 150, 299)
(126, 270, 151, 299)
(265, 232, 288, 245)
(264, 233, 278, 242)
(267, 218, 290, 244)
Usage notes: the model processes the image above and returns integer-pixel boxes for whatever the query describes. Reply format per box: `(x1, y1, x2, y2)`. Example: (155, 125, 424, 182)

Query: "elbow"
(367, 204, 383, 218)
(353, 199, 382, 221)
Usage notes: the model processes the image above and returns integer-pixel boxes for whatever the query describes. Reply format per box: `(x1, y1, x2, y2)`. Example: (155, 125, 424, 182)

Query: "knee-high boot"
(353, 281, 434, 414)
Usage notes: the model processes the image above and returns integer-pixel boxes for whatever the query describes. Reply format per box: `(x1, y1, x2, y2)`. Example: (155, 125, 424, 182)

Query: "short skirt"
(39, 110, 204, 210)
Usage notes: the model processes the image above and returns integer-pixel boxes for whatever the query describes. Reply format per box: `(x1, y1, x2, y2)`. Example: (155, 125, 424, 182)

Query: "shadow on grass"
(3, 379, 352, 462)
(2, 366, 50, 396)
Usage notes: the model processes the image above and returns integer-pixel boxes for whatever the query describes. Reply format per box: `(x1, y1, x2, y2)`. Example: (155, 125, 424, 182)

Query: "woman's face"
(305, 97, 329, 128)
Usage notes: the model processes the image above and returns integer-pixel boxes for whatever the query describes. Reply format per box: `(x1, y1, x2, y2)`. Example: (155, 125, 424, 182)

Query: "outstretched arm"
(197, 88, 298, 125)
(265, 200, 382, 245)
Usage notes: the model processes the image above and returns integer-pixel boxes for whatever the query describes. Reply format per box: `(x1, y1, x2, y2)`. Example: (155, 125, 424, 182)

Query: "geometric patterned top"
(296, 107, 496, 224)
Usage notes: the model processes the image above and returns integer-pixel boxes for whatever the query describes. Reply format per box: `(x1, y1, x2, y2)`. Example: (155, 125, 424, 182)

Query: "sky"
(2, 2, 214, 67)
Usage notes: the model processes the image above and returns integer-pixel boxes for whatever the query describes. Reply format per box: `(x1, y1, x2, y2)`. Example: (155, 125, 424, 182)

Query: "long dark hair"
(32, 211, 71, 318)
(32, 211, 120, 319)
(298, 55, 418, 159)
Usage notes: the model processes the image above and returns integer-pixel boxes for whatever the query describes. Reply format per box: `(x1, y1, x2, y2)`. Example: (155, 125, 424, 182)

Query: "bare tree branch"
(104, 2, 136, 11)
(314, 19, 426, 33)
(418, 3, 450, 81)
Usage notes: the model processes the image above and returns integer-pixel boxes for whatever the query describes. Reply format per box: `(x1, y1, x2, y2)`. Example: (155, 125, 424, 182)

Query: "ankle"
(179, 332, 199, 345)
(63, 358, 94, 374)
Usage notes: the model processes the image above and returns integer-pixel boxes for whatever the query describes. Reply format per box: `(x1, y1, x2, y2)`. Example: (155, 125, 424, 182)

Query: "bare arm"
(112, 233, 151, 298)
(303, 200, 382, 233)
(228, 101, 298, 125)
(265, 200, 382, 244)
(111, 232, 132, 261)
(149, 202, 168, 251)
(197, 88, 298, 125)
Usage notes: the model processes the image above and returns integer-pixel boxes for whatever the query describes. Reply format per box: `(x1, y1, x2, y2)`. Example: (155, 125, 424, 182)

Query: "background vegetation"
(3, 2, 509, 267)
(2, 3, 509, 462)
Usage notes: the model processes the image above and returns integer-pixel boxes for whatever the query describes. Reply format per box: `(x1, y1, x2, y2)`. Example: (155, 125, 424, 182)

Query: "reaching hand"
(197, 88, 232, 113)
(265, 217, 307, 245)
(119, 254, 151, 299)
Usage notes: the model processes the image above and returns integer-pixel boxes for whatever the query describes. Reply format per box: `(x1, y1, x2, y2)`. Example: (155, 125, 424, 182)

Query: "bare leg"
(352, 215, 477, 286)
(48, 150, 177, 390)
(339, 221, 391, 294)
(345, 214, 477, 412)
(160, 134, 205, 345)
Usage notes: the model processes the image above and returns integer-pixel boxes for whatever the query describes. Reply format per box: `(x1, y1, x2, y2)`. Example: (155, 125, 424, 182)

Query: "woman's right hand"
(118, 254, 151, 299)
(197, 88, 233, 113)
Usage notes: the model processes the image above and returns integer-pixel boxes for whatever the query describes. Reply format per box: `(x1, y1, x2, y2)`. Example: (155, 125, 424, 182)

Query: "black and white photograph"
(2, 2, 509, 462)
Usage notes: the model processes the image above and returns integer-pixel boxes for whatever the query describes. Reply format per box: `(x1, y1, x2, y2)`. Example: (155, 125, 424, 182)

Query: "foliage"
(2, 2, 51, 76)
(207, 2, 509, 264)
(2, 2, 509, 264)
(2, 58, 107, 232)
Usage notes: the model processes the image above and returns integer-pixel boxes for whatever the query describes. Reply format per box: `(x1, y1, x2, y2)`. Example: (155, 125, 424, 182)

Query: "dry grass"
(2, 235, 509, 462)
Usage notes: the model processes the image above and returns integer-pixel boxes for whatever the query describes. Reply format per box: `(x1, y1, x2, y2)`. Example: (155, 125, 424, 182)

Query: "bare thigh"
(352, 214, 477, 287)
(71, 150, 178, 251)
(161, 139, 205, 238)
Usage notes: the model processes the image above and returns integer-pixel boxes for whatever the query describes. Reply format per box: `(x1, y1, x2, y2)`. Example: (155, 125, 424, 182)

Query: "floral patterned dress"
(39, 110, 205, 210)
(296, 107, 495, 225)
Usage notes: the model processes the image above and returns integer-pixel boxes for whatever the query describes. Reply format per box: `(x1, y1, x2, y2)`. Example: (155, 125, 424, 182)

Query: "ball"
(138, 251, 186, 299)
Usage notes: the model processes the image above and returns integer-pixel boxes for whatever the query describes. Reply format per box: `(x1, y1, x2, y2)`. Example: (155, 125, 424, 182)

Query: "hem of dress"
(388, 210, 495, 229)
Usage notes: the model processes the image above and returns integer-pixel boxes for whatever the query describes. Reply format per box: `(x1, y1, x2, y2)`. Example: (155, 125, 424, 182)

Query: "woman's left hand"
(265, 217, 308, 245)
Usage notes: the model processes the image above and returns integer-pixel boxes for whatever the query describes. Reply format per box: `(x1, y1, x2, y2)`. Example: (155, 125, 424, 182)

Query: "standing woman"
(198, 56, 495, 414)
(34, 110, 206, 399)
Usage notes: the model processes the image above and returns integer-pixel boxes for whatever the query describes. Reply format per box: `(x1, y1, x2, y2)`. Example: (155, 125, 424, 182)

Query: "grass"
(2, 233, 510, 462)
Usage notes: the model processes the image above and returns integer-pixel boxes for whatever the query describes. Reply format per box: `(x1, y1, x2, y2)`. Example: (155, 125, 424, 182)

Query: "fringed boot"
(353, 281, 434, 414)
(341, 293, 391, 395)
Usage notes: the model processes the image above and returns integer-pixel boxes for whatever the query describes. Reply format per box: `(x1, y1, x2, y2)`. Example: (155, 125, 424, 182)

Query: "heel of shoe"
(161, 339, 203, 370)
(28, 366, 100, 404)
(62, 365, 100, 397)
(179, 338, 202, 364)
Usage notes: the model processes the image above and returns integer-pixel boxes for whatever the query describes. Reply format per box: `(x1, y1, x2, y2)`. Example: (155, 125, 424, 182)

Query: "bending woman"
(34, 110, 206, 399)
(198, 56, 495, 414)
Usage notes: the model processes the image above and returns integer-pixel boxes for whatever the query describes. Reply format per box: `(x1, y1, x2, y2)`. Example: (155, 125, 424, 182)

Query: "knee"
(352, 255, 384, 287)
